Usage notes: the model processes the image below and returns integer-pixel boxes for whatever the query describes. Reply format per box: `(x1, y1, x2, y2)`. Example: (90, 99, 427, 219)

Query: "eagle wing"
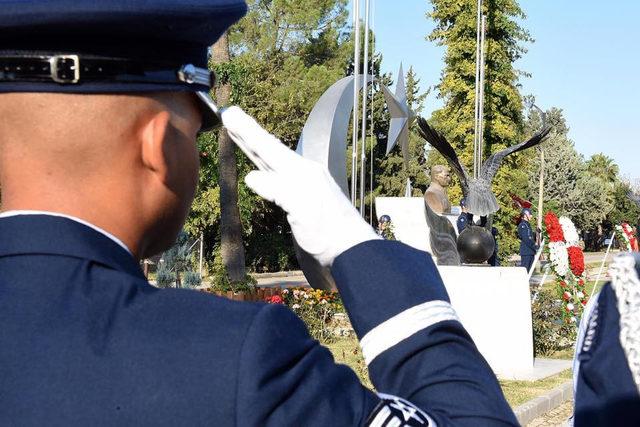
(481, 126, 552, 182)
(416, 117, 469, 194)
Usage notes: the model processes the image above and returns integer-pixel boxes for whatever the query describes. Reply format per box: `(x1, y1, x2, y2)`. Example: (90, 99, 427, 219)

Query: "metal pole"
(351, 0, 361, 205)
(359, 0, 371, 216)
(531, 264, 551, 304)
(590, 232, 615, 297)
(473, 0, 482, 179)
(369, 0, 376, 224)
(537, 149, 545, 243)
(528, 240, 545, 280)
(477, 14, 487, 169)
(199, 232, 204, 276)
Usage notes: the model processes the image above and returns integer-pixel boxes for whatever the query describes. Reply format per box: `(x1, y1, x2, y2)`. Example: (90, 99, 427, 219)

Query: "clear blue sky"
(364, 0, 639, 181)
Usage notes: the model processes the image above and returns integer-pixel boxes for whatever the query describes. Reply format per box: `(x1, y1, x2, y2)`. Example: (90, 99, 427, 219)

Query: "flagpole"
(351, 0, 361, 205)
(369, 0, 376, 224)
(359, 0, 371, 216)
(473, 0, 482, 179)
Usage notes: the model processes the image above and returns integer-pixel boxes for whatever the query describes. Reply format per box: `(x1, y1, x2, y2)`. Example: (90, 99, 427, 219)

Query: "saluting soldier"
(517, 208, 538, 272)
(0, 1, 517, 425)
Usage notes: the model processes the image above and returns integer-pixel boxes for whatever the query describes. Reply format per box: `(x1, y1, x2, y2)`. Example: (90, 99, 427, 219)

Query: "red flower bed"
(544, 212, 565, 243)
(266, 295, 284, 304)
(567, 246, 585, 277)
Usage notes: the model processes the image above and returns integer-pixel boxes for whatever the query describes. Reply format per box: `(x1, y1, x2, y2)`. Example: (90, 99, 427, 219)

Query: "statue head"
(429, 165, 451, 188)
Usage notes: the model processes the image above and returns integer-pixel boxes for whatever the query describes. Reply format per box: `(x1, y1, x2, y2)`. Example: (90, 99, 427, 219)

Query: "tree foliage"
(427, 0, 533, 259)
(187, 0, 353, 274)
(526, 108, 613, 233)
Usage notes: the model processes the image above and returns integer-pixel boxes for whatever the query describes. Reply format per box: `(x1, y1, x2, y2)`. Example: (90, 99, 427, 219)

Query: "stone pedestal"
(439, 265, 534, 379)
(375, 197, 534, 379)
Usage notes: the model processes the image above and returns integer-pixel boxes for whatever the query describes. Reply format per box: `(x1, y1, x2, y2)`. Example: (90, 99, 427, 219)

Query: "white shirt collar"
(0, 210, 132, 255)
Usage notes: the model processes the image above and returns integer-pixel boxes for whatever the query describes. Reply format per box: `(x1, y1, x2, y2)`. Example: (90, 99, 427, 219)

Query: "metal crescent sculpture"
(295, 75, 373, 290)
(296, 75, 373, 197)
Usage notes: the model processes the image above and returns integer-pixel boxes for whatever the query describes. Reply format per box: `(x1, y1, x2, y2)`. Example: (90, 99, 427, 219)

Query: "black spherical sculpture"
(457, 225, 495, 264)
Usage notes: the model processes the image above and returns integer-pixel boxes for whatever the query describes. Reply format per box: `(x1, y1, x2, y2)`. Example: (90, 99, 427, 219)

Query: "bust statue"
(424, 165, 452, 214)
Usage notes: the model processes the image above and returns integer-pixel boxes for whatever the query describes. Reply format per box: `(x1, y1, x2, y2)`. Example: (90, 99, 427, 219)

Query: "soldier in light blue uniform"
(517, 208, 538, 272)
(0, 1, 518, 425)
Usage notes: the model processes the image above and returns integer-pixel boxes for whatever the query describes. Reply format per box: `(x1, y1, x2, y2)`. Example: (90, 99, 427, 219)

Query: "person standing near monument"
(376, 214, 396, 240)
(488, 227, 500, 267)
(423, 165, 452, 214)
(518, 208, 538, 272)
(457, 197, 474, 234)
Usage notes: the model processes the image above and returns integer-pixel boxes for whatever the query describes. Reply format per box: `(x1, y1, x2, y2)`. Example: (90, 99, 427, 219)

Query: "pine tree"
(427, 0, 533, 258)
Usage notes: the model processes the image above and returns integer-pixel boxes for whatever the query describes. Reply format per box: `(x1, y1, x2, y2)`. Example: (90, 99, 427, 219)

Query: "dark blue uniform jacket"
(0, 215, 517, 426)
(456, 213, 473, 234)
(574, 254, 640, 426)
(517, 221, 537, 256)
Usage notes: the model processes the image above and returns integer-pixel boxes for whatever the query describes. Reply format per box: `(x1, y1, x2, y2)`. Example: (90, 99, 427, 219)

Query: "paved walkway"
(255, 272, 308, 288)
(526, 400, 572, 426)
(255, 250, 619, 289)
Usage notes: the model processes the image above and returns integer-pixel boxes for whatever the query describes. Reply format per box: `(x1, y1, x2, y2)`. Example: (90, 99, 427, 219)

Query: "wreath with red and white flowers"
(543, 211, 588, 322)
(615, 223, 639, 252)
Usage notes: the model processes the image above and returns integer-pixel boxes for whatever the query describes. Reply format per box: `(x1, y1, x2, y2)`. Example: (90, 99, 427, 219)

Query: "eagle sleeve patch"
(366, 393, 436, 427)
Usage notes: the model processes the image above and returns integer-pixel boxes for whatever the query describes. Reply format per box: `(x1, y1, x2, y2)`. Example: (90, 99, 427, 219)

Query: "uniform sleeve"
(331, 240, 518, 426)
(237, 240, 517, 426)
(235, 303, 378, 426)
(518, 223, 537, 252)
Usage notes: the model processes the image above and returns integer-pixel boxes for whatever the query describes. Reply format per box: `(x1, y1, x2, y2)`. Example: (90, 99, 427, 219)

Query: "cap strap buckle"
(177, 64, 213, 87)
(49, 55, 80, 84)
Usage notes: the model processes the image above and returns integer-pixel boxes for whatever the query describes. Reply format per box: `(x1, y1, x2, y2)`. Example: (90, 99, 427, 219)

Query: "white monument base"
(439, 265, 534, 379)
(375, 196, 535, 379)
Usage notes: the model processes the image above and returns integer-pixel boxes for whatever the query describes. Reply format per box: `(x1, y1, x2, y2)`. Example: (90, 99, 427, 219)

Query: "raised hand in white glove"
(221, 106, 380, 267)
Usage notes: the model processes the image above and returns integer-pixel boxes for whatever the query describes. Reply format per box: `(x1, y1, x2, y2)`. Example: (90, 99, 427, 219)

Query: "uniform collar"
(0, 210, 132, 254)
(0, 213, 145, 280)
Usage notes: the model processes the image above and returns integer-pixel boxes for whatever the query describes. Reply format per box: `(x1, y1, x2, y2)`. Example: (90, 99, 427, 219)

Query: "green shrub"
(156, 264, 175, 289)
(183, 271, 202, 289)
(531, 290, 577, 356)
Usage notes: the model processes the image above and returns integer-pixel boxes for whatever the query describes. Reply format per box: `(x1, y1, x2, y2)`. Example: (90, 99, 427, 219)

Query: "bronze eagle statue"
(417, 118, 551, 217)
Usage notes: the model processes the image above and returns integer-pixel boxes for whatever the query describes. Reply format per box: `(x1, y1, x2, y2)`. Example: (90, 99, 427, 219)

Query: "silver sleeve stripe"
(369, 405, 392, 427)
(360, 300, 460, 365)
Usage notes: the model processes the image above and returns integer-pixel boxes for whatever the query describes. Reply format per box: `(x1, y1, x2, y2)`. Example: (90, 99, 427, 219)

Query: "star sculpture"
(381, 63, 416, 170)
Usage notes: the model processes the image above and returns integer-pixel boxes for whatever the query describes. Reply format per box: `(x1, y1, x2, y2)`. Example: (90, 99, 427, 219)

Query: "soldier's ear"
(140, 110, 172, 184)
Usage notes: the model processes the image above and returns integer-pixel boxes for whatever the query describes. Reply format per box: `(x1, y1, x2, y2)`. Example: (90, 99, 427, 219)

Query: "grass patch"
(326, 336, 373, 390)
(325, 337, 573, 408)
(538, 279, 602, 295)
(500, 369, 572, 407)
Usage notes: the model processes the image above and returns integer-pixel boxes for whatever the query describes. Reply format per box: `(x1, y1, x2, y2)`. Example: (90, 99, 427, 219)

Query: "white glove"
(221, 106, 380, 267)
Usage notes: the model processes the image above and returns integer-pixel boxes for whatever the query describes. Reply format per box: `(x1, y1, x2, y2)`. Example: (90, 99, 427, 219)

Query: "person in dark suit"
(0, 1, 518, 425)
(517, 208, 538, 272)
(488, 226, 500, 267)
(456, 197, 474, 234)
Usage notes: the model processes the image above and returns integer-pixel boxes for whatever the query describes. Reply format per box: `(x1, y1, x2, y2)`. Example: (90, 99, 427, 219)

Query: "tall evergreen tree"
(427, 0, 533, 258)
